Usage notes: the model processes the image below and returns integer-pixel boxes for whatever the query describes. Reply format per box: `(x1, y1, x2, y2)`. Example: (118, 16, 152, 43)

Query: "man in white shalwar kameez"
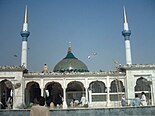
(141, 92, 147, 106)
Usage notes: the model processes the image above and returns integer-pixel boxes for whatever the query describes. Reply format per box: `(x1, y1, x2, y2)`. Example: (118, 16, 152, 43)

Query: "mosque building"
(0, 6, 155, 109)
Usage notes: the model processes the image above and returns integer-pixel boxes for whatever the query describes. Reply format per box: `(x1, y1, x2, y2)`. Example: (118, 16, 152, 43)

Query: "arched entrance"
(89, 81, 106, 102)
(110, 79, 125, 101)
(135, 77, 151, 104)
(66, 81, 85, 107)
(45, 82, 63, 107)
(25, 82, 41, 105)
(0, 80, 12, 109)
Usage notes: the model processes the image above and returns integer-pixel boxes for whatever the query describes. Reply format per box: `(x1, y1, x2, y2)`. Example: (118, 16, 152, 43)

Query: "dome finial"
(68, 41, 72, 52)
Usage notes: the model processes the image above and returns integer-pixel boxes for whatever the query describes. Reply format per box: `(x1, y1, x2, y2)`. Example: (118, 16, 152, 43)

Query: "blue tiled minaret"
(21, 6, 30, 68)
(122, 6, 132, 65)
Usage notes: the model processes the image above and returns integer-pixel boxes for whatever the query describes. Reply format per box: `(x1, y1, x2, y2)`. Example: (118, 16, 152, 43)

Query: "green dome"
(53, 48, 89, 73)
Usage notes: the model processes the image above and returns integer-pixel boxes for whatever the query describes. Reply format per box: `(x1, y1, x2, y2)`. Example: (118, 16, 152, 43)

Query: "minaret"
(122, 6, 132, 65)
(20, 5, 30, 68)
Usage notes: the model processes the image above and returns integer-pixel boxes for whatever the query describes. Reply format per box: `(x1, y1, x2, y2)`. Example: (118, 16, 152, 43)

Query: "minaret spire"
(24, 5, 28, 23)
(123, 6, 127, 24)
(21, 5, 30, 68)
(123, 6, 129, 31)
(122, 6, 132, 65)
(23, 5, 28, 31)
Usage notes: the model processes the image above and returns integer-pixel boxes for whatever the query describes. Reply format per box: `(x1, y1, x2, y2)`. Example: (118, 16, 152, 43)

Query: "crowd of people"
(121, 92, 148, 107)
(70, 96, 88, 108)
(0, 91, 149, 116)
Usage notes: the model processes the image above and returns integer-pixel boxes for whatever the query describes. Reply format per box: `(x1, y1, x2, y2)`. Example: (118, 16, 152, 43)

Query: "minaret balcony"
(122, 30, 131, 36)
(20, 31, 30, 38)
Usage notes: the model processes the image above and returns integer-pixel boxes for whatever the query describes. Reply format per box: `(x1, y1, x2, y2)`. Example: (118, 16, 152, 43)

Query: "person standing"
(30, 97, 49, 116)
(141, 92, 147, 106)
(42, 64, 48, 74)
(121, 94, 127, 107)
(132, 94, 142, 107)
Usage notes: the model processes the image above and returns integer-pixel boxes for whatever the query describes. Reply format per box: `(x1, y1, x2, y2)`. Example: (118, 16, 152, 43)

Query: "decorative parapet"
(0, 65, 25, 71)
(119, 64, 155, 70)
(24, 71, 125, 78)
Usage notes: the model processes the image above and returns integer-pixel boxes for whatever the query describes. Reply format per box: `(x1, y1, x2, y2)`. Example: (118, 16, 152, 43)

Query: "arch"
(134, 77, 151, 105)
(135, 77, 151, 91)
(25, 82, 41, 105)
(89, 81, 106, 102)
(66, 81, 85, 106)
(67, 81, 85, 91)
(110, 79, 125, 92)
(0, 80, 12, 109)
(110, 79, 125, 101)
(44, 82, 63, 107)
(89, 81, 106, 93)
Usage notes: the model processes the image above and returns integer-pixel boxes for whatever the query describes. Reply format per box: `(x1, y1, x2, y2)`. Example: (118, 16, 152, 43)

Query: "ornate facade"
(0, 6, 155, 109)
(0, 60, 155, 109)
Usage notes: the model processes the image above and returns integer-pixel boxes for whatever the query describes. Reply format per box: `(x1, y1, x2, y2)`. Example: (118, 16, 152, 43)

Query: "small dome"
(53, 43, 89, 73)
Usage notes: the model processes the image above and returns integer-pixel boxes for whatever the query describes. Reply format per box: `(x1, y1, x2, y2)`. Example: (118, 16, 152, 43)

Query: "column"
(152, 77, 155, 105)
(13, 86, 23, 109)
(22, 77, 25, 105)
(88, 90, 92, 104)
(40, 79, 44, 97)
(126, 72, 135, 103)
(85, 87, 88, 103)
(106, 77, 110, 107)
(63, 78, 67, 108)
(85, 78, 88, 102)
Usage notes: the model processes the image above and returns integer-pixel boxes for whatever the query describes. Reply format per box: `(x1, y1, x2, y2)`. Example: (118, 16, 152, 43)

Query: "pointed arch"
(25, 82, 41, 105)
(66, 81, 85, 106)
(135, 77, 151, 91)
(110, 79, 125, 101)
(110, 79, 125, 92)
(0, 80, 12, 109)
(134, 77, 151, 105)
(89, 81, 106, 93)
(44, 82, 63, 106)
(89, 81, 106, 102)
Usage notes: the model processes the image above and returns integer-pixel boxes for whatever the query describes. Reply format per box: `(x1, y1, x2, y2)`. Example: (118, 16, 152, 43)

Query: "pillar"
(88, 90, 92, 104)
(40, 79, 44, 97)
(152, 77, 155, 105)
(85, 78, 88, 102)
(63, 78, 67, 108)
(106, 77, 110, 107)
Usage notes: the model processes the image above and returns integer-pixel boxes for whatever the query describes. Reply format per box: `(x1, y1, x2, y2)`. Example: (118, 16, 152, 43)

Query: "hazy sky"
(0, 0, 155, 72)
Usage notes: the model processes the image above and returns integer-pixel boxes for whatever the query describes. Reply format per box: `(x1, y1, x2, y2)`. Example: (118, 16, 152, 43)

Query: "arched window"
(110, 79, 125, 101)
(89, 81, 106, 102)
(110, 79, 125, 92)
(45, 82, 63, 107)
(66, 81, 85, 106)
(134, 77, 151, 105)
(0, 80, 12, 109)
(89, 81, 106, 93)
(25, 82, 41, 105)
(135, 77, 150, 91)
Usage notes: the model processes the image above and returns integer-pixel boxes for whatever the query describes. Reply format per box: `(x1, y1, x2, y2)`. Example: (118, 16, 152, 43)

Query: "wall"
(0, 106, 155, 116)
